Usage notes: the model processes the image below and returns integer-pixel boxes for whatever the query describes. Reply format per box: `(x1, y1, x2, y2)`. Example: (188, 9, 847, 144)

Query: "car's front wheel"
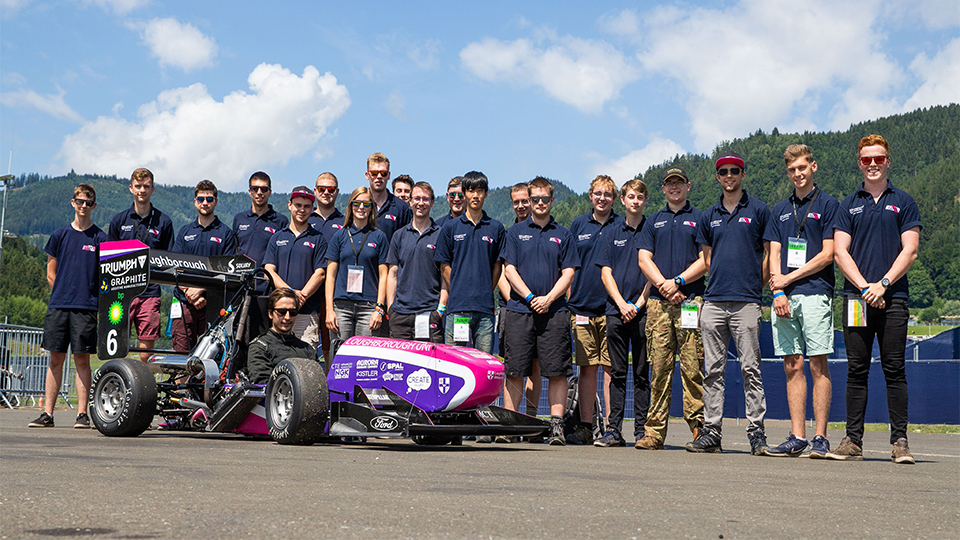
(89, 359, 156, 436)
(266, 358, 328, 445)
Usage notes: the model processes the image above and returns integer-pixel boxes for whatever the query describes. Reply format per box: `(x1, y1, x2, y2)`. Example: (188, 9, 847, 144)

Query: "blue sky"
(1, 0, 958, 194)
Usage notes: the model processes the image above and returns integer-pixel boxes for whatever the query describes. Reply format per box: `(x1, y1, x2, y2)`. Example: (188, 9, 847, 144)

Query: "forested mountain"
(1, 104, 956, 321)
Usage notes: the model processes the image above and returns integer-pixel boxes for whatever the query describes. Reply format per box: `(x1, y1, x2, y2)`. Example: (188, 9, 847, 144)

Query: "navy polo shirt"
(232, 206, 289, 266)
(435, 211, 505, 315)
(308, 208, 345, 247)
(45, 224, 107, 311)
(263, 226, 328, 314)
(696, 191, 772, 303)
(325, 224, 389, 303)
(638, 202, 705, 300)
(765, 186, 840, 296)
(502, 216, 580, 314)
(597, 216, 647, 316)
(386, 220, 443, 314)
(108, 204, 174, 298)
(567, 212, 618, 316)
(172, 216, 238, 302)
(834, 181, 922, 299)
(435, 213, 460, 228)
(374, 192, 412, 243)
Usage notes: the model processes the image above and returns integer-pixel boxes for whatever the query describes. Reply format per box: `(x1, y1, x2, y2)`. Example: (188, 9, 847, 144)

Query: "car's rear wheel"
(266, 358, 328, 445)
(89, 359, 156, 437)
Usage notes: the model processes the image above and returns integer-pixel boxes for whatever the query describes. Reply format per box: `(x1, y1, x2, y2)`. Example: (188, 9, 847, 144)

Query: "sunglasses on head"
(73, 198, 95, 207)
(272, 308, 299, 317)
(249, 186, 270, 193)
(860, 155, 887, 166)
(368, 170, 389, 178)
(530, 196, 552, 204)
(717, 167, 741, 176)
(315, 186, 337, 194)
(447, 192, 464, 199)
(352, 200, 372, 208)
(196, 196, 216, 203)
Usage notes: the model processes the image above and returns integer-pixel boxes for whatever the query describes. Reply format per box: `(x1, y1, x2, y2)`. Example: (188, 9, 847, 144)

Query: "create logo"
(210, 237, 222, 243)
(481, 236, 494, 244)
(683, 221, 697, 228)
(549, 237, 561, 244)
(82, 244, 96, 252)
(807, 213, 821, 219)
(304, 241, 315, 249)
(406, 368, 431, 394)
(884, 205, 900, 214)
(385, 214, 397, 221)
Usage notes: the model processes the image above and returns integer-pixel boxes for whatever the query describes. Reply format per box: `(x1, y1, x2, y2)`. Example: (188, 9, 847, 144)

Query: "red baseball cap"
(715, 150, 745, 170)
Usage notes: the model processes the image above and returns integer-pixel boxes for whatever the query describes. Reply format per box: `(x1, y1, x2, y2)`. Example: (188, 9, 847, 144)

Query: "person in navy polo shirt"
(829, 134, 921, 464)
(763, 144, 840, 458)
(29, 184, 107, 429)
(263, 186, 328, 354)
(108, 167, 174, 363)
(308, 171, 345, 364)
(566, 175, 619, 446)
(637, 166, 707, 451)
(324, 187, 389, 358)
(391, 174, 414, 205)
(232, 171, 289, 272)
(688, 150, 772, 456)
(171, 180, 238, 352)
(365, 152, 411, 243)
(386, 181, 447, 343)
(434, 171, 505, 354)
(502, 176, 579, 446)
(595, 178, 651, 448)
(435, 176, 464, 227)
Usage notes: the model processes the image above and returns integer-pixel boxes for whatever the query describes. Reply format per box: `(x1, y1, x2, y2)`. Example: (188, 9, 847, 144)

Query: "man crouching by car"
(247, 289, 318, 384)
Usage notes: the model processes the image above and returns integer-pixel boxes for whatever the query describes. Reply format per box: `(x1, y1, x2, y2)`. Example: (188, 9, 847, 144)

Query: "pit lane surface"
(2, 409, 958, 539)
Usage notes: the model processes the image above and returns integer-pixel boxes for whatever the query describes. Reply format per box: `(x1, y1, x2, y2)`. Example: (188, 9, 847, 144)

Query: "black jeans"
(605, 311, 649, 437)
(842, 297, 909, 445)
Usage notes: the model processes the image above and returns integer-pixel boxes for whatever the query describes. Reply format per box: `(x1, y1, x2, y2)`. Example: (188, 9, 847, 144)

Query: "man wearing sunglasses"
(171, 180, 238, 351)
(107, 168, 174, 363)
(435, 176, 465, 227)
(689, 151, 772, 455)
(366, 152, 411, 244)
(232, 172, 288, 285)
(308, 171, 345, 364)
(246, 288, 317, 384)
(829, 134, 921, 464)
(263, 187, 328, 355)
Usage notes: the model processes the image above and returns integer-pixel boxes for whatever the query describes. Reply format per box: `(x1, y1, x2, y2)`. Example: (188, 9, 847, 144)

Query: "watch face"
(881, 278, 890, 287)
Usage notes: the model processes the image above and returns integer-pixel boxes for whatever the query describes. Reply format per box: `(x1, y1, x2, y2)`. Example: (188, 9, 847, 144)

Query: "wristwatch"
(880, 277, 890, 288)
(674, 276, 683, 286)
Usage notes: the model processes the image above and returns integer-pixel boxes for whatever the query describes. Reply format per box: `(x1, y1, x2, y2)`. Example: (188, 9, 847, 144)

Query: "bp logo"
(108, 302, 124, 325)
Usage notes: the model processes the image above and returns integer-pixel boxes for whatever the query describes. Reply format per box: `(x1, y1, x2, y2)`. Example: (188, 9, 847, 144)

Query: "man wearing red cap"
(689, 150, 772, 455)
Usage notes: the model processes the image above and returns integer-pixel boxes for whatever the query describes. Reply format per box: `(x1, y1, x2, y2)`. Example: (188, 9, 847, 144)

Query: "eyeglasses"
(351, 200, 372, 208)
(315, 186, 337, 194)
(663, 180, 687, 188)
(249, 186, 270, 193)
(196, 196, 216, 203)
(272, 308, 299, 317)
(717, 167, 741, 176)
(368, 170, 389, 178)
(511, 199, 530, 207)
(530, 196, 552, 204)
(72, 198, 95, 207)
(860, 155, 888, 166)
(591, 191, 614, 199)
(412, 197, 433, 204)
(447, 192, 464, 199)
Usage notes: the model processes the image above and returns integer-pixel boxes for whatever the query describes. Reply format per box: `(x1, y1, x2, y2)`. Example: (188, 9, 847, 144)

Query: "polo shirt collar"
(127, 203, 157, 220)
(404, 219, 437, 234)
(855, 181, 896, 197)
(458, 210, 491, 226)
(621, 216, 643, 231)
(348, 223, 374, 234)
(243, 204, 278, 219)
(662, 201, 692, 215)
(589, 211, 618, 225)
(716, 190, 750, 214)
(193, 216, 223, 230)
(789, 185, 820, 205)
(524, 215, 557, 230)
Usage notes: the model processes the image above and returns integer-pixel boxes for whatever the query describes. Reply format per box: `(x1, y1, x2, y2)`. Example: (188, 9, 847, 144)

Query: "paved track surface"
(2, 408, 958, 539)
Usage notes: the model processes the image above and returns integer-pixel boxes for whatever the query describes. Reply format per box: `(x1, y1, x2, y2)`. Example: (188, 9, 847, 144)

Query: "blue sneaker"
(593, 429, 626, 447)
(807, 435, 830, 459)
(764, 434, 808, 457)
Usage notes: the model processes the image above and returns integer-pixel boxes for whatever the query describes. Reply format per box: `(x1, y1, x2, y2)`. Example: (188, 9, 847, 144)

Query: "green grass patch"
(907, 325, 951, 336)
(826, 422, 960, 434)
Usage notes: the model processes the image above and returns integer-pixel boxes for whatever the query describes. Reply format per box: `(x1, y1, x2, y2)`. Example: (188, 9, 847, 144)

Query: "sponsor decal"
(82, 244, 96, 252)
(578, 233, 592, 241)
(614, 239, 627, 247)
(121, 225, 134, 231)
(276, 239, 289, 246)
(356, 359, 378, 369)
(356, 369, 378, 379)
(454, 233, 466, 241)
(100, 256, 146, 277)
(548, 237, 561, 244)
(304, 241, 315, 248)
(210, 237, 222, 243)
(481, 235, 494, 244)
(779, 213, 792, 222)
(382, 372, 403, 382)
(710, 220, 722, 228)
(807, 213, 821, 220)
(367, 242, 377, 248)
(739, 217, 752, 224)
(426, 244, 436, 250)
(654, 221, 667, 228)
(439, 377, 450, 394)
(849, 206, 863, 215)
(150, 228, 159, 236)
(385, 214, 396, 221)
(406, 368, 431, 393)
(265, 226, 276, 233)
(884, 205, 900, 214)
(379, 361, 403, 371)
(683, 220, 697, 228)
(479, 409, 495, 420)
(184, 234, 197, 241)
(519, 234, 533, 241)
(333, 224, 343, 229)
(333, 366, 350, 379)
(238, 224, 250, 231)
(370, 416, 399, 431)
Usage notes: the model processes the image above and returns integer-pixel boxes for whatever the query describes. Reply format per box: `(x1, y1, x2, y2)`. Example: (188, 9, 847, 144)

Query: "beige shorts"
(571, 314, 609, 367)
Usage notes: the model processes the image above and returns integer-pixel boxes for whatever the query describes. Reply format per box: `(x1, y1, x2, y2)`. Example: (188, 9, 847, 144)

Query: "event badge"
(575, 314, 590, 326)
(346, 265, 364, 294)
(847, 298, 867, 327)
(170, 297, 182, 319)
(680, 300, 699, 329)
(787, 237, 807, 269)
(415, 312, 431, 339)
(454, 316, 470, 343)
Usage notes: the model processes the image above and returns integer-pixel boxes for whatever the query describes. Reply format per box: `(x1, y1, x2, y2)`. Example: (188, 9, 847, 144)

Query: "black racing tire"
(266, 358, 329, 445)
(89, 359, 157, 437)
(411, 434, 459, 446)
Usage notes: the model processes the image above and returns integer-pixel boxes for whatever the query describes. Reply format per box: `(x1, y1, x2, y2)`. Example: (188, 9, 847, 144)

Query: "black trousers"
(605, 311, 649, 437)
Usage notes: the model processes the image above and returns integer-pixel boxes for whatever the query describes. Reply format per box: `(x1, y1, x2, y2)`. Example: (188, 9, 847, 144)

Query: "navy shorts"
(42, 308, 97, 354)
(502, 309, 572, 378)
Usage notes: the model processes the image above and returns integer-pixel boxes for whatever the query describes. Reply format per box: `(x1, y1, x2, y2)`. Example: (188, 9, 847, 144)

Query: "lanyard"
(347, 227, 372, 265)
(792, 188, 820, 238)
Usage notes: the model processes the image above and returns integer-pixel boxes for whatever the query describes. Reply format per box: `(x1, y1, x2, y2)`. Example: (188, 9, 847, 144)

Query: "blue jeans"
(331, 299, 378, 358)
(444, 311, 496, 354)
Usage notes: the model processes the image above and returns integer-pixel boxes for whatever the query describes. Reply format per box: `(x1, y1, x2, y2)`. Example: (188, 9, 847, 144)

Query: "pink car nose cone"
(328, 337, 505, 412)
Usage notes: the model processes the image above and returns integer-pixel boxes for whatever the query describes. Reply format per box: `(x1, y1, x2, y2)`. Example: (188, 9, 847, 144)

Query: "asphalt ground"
(2, 408, 958, 540)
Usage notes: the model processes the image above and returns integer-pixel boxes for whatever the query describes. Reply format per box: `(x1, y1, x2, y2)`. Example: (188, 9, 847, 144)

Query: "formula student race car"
(89, 240, 548, 445)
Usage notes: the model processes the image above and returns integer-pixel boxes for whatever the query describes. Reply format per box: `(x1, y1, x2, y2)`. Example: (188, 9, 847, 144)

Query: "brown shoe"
(635, 434, 663, 450)
(891, 438, 915, 464)
(826, 436, 863, 461)
(691, 424, 703, 442)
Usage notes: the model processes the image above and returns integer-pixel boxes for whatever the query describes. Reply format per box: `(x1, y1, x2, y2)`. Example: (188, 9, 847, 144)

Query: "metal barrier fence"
(0, 323, 72, 408)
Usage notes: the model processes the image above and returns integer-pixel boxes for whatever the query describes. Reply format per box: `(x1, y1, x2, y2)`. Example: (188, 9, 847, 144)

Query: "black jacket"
(246, 329, 317, 384)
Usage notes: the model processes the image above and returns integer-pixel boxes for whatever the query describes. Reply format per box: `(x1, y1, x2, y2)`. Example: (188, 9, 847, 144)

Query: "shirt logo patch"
(82, 244, 96, 252)
(614, 239, 627, 247)
(578, 233, 592, 241)
(779, 213, 792, 222)
(518, 234, 533, 241)
(367, 242, 377, 248)
(238, 224, 250, 231)
(710, 220, 722, 228)
(426, 244, 436, 250)
(683, 221, 697, 228)
(549, 237, 561, 244)
(276, 240, 289, 246)
(739, 217, 752, 224)
(210, 237, 222, 243)
(333, 224, 343, 229)
(454, 234, 466, 241)
(481, 235, 494, 244)
(884, 205, 900, 214)
(149, 228, 160, 236)
(807, 213, 821, 220)
(849, 206, 864, 215)
(654, 220, 667, 228)
(385, 214, 397, 221)
(184, 234, 197, 241)
(304, 241, 315, 248)
(121, 225, 134, 231)
(265, 226, 276, 233)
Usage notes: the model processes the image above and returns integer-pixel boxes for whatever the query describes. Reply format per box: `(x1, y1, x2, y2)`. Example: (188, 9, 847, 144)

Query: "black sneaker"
(685, 426, 722, 453)
(565, 422, 594, 445)
(548, 417, 565, 446)
(807, 435, 830, 458)
(593, 429, 626, 447)
(73, 413, 91, 429)
(475, 435, 493, 444)
(748, 430, 769, 456)
(764, 434, 807, 457)
(28, 412, 55, 427)
(525, 434, 545, 444)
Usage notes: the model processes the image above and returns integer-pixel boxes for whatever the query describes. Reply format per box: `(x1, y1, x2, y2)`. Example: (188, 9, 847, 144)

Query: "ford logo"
(371, 416, 399, 431)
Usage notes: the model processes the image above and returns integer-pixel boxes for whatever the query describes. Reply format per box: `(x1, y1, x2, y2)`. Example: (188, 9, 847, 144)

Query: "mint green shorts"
(771, 293, 834, 357)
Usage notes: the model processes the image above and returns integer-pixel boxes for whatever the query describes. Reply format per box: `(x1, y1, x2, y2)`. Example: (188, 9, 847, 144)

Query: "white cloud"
(407, 39, 442, 70)
(592, 137, 685, 183)
(598, 9, 641, 40)
(883, 0, 960, 31)
(385, 92, 405, 120)
(637, 0, 904, 150)
(83, 0, 148, 15)
(140, 17, 218, 72)
(1, 71, 27, 86)
(460, 34, 639, 114)
(55, 63, 351, 190)
(1, 0, 34, 18)
(0, 86, 85, 123)
(902, 37, 960, 111)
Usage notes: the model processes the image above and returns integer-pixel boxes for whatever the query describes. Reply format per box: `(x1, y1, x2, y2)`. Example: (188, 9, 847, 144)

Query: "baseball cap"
(662, 166, 689, 183)
(290, 186, 316, 202)
(715, 150, 745, 170)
